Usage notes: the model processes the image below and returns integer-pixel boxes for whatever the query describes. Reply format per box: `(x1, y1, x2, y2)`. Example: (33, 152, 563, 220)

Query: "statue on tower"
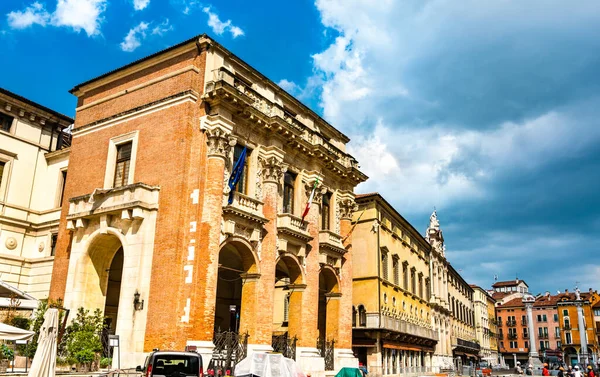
(426, 209, 445, 256)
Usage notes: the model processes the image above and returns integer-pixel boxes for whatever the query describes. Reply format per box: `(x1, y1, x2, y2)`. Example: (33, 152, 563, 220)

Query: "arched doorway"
(214, 239, 259, 334)
(272, 255, 304, 358)
(102, 247, 123, 357)
(318, 267, 340, 340)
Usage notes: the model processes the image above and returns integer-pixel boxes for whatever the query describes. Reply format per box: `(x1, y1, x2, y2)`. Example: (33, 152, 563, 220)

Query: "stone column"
(296, 173, 325, 374)
(243, 149, 287, 354)
(187, 116, 235, 365)
(524, 296, 542, 368)
(576, 301, 589, 365)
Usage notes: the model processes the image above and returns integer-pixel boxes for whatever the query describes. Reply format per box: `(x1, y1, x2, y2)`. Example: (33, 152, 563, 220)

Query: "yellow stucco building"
(351, 194, 437, 375)
(557, 289, 600, 366)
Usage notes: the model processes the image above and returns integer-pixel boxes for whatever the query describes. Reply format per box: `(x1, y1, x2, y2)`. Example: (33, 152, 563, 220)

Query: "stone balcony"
(66, 183, 160, 230)
(319, 230, 346, 255)
(276, 213, 312, 258)
(222, 191, 267, 243)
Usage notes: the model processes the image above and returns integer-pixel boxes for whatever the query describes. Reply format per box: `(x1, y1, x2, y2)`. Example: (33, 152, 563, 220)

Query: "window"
(554, 313, 559, 322)
(563, 309, 568, 316)
(540, 341, 545, 350)
(283, 293, 290, 323)
(524, 341, 529, 349)
(50, 234, 58, 256)
(555, 327, 560, 337)
(0, 113, 13, 132)
(352, 306, 357, 327)
(402, 262, 409, 290)
(545, 341, 549, 349)
(232, 145, 251, 194)
(411, 268, 416, 294)
(565, 332, 572, 344)
(58, 170, 67, 207)
(392, 257, 399, 285)
(0, 161, 5, 188)
(537, 314, 542, 322)
(418, 274, 423, 298)
(542, 314, 547, 322)
(358, 305, 366, 327)
(113, 142, 132, 188)
(282, 171, 295, 213)
(381, 251, 389, 281)
(557, 341, 562, 348)
(321, 193, 331, 230)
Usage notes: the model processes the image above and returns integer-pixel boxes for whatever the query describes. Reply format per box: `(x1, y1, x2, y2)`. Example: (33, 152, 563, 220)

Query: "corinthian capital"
(338, 198, 358, 220)
(304, 181, 327, 205)
(259, 156, 288, 183)
(206, 128, 236, 159)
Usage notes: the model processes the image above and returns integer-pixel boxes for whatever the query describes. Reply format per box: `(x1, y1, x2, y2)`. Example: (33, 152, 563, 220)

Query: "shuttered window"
(283, 172, 295, 213)
(114, 142, 132, 188)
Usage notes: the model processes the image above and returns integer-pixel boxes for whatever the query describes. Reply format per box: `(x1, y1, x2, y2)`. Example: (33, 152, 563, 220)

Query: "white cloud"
(120, 21, 149, 52)
(6, 0, 107, 36)
(133, 0, 150, 11)
(278, 79, 300, 95)
(7, 2, 50, 29)
(52, 0, 107, 36)
(152, 19, 173, 36)
(202, 6, 244, 38)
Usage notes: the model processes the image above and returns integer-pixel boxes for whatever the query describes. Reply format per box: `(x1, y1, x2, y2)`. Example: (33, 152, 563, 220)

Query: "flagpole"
(342, 208, 365, 243)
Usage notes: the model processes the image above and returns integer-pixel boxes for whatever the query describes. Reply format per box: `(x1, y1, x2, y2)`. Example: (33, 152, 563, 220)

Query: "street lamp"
(134, 291, 144, 311)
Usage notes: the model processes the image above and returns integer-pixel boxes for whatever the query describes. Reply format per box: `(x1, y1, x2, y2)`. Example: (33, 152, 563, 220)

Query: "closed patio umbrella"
(0, 322, 34, 341)
(27, 308, 58, 377)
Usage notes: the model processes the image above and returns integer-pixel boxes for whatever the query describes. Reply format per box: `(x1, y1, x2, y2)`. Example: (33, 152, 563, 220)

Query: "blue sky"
(2, 0, 600, 295)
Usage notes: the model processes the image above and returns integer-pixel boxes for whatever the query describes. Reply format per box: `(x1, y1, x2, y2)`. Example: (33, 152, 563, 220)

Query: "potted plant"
(0, 343, 14, 373)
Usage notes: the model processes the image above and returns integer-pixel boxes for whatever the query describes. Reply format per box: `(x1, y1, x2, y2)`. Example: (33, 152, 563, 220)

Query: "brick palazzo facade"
(48, 34, 366, 373)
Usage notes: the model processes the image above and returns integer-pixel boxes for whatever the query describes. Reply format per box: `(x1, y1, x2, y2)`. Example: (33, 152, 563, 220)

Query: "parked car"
(137, 350, 203, 377)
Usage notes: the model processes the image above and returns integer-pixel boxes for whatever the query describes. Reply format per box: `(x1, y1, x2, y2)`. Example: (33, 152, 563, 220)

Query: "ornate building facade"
(472, 285, 498, 363)
(48, 34, 366, 373)
(351, 194, 437, 376)
(0, 87, 72, 306)
(425, 211, 453, 369)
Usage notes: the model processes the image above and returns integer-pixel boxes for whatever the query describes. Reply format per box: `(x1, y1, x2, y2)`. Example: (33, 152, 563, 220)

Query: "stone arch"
(219, 236, 260, 274)
(319, 265, 340, 294)
(273, 253, 305, 339)
(318, 266, 341, 341)
(275, 253, 305, 285)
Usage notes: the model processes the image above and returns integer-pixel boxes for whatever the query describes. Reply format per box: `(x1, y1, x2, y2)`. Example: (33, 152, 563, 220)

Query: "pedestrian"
(558, 367, 565, 377)
(588, 366, 596, 377)
(526, 364, 533, 376)
(574, 366, 582, 377)
(358, 362, 368, 377)
(568, 366, 574, 377)
(543, 363, 550, 376)
(516, 362, 523, 375)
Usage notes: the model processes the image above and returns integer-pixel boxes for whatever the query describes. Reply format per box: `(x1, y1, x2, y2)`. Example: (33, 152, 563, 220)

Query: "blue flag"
(228, 146, 247, 204)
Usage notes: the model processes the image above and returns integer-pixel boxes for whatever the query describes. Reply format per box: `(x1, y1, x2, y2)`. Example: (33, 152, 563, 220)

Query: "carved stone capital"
(338, 198, 357, 220)
(205, 127, 235, 159)
(304, 181, 327, 205)
(259, 156, 287, 184)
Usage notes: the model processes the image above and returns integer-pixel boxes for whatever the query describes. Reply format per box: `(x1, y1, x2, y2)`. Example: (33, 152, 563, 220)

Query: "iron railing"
(316, 338, 335, 371)
(271, 333, 297, 360)
(208, 330, 248, 376)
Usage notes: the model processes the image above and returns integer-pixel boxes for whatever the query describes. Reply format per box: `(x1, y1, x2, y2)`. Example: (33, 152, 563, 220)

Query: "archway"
(102, 247, 123, 357)
(318, 266, 340, 341)
(214, 239, 259, 334)
(272, 255, 304, 356)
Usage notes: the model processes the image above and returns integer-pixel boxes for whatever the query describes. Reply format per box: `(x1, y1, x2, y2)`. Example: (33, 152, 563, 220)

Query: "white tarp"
(235, 353, 306, 377)
(27, 308, 59, 377)
(0, 322, 34, 341)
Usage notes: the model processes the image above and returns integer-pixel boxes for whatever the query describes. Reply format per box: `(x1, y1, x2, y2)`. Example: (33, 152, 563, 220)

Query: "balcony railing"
(277, 214, 311, 240)
(539, 333, 549, 339)
(456, 338, 481, 351)
(508, 334, 518, 340)
(507, 320, 517, 327)
(318, 230, 346, 255)
(521, 320, 528, 325)
(563, 324, 572, 330)
(67, 183, 160, 228)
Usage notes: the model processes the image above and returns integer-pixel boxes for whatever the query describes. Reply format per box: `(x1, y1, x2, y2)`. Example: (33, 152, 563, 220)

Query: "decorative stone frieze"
(200, 115, 236, 160)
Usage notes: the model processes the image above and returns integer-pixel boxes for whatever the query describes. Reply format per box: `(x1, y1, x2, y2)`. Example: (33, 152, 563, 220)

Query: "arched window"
(358, 305, 367, 327)
(282, 171, 296, 213)
(352, 306, 357, 327)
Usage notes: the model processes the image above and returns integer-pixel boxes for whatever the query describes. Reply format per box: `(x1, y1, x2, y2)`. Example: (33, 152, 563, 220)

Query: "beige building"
(448, 265, 478, 368)
(472, 285, 498, 363)
(351, 194, 437, 376)
(0, 87, 72, 306)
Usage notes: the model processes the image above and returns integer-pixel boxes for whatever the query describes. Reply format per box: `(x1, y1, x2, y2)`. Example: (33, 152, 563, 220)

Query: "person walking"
(587, 366, 596, 377)
(567, 366, 574, 377)
(558, 367, 565, 377)
(516, 362, 524, 375)
(574, 365, 582, 377)
(526, 364, 533, 376)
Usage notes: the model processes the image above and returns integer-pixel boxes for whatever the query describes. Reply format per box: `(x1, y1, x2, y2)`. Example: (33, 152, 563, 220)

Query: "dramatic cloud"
(6, 0, 108, 36)
(133, 0, 150, 11)
(7, 2, 51, 29)
(301, 0, 600, 292)
(202, 6, 244, 38)
(120, 21, 149, 52)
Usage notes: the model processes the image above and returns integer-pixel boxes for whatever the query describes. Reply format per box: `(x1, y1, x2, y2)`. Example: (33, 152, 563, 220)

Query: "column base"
(335, 348, 358, 369)
(186, 340, 215, 368)
(247, 343, 274, 356)
(528, 353, 543, 369)
(297, 347, 325, 377)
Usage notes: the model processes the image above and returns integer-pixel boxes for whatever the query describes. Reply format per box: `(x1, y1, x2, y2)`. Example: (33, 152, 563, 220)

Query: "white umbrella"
(27, 308, 59, 377)
(0, 322, 34, 341)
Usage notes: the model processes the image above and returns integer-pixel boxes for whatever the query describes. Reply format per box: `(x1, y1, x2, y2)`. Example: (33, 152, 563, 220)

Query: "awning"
(382, 342, 431, 352)
(0, 322, 34, 341)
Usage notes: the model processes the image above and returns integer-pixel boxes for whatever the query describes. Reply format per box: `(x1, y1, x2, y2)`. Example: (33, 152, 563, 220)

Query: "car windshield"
(152, 355, 199, 377)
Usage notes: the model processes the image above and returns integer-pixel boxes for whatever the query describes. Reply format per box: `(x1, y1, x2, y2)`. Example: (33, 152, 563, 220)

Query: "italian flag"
(302, 177, 319, 221)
